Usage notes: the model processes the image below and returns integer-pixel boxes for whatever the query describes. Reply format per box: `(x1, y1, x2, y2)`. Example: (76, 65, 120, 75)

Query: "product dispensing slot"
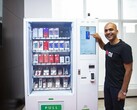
(91, 73, 95, 83)
(91, 73, 94, 80)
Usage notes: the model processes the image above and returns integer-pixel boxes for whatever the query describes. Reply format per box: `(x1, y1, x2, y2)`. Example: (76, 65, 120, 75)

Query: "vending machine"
(76, 19, 99, 110)
(23, 18, 77, 110)
(23, 18, 98, 110)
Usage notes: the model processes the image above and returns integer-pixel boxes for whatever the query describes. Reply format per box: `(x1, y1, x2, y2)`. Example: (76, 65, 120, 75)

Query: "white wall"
(24, 0, 52, 18)
(52, 0, 83, 19)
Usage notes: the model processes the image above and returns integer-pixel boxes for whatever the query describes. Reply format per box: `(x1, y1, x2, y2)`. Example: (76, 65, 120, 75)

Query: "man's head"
(104, 22, 119, 43)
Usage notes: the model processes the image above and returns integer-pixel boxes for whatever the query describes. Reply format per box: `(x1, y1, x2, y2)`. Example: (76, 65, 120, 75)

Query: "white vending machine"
(23, 18, 77, 110)
(76, 19, 99, 110)
(23, 18, 99, 110)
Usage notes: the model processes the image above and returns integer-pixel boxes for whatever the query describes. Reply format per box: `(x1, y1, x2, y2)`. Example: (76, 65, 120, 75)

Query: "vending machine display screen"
(80, 26, 96, 55)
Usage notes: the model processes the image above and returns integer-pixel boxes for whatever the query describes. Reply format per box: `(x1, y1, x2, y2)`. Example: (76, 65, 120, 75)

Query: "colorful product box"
(53, 28, 59, 38)
(49, 41, 54, 51)
(43, 41, 49, 50)
(38, 41, 43, 51)
(43, 28, 49, 38)
(49, 28, 54, 38)
(59, 41, 64, 51)
(33, 41, 39, 51)
(54, 41, 59, 51)
(43, 54, 49, 63)
(55, 54, 60, 63)
(38, 54, 44, 63)
(49, 54, 54, 63)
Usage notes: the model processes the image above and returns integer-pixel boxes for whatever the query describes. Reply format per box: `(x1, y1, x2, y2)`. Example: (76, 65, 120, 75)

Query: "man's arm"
(118, 63, 133, 100)
(92, 33, 105, 49)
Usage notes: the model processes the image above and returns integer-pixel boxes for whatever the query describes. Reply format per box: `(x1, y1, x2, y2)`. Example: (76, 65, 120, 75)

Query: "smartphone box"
(33, 28, 38, 38)
(33, 54, 38, 64)
(43, 54, 49, 63)
(39, 41, 43, 51)
(43, 41, 49, 50)
(53, 28, 59, 38)
(38, 54, 44, 63)
(43, 28, 49, 38)
(38, 28, 43, 38)
(49, 28, 54, 38)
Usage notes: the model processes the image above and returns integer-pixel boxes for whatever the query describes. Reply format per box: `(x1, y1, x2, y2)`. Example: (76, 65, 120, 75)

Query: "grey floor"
(98, 97, 137, 110)
(21, 97, 137, 110)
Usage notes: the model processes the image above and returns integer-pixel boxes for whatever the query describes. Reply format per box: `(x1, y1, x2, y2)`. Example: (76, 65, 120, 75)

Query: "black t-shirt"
(104, 39, 133, 88)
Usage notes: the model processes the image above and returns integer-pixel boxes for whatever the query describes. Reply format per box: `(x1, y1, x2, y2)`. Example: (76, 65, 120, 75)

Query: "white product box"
(32, 28, 38, 38)
(60, 56, 64, 63)
(33, 54, 38, 64)
(53, 28, 59, 38)
(38, 28, 43, 38)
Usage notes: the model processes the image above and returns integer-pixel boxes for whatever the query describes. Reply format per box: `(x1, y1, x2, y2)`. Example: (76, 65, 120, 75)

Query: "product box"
(38, 28, 43, 38)
(35, 70, 41, 76)
(49, 41, 54, 51)
(33, 41, 39, 51)
(50, 66, 57, 75)
(64, 41, 70, 51)
(39, 41, 43, 51)
(38, 54, 44, 63)
(59, 41, 64, 51)
(49, 54, 54, 63)
(54, 41, 59, 51)
(58, 69, 63, 75)
(39, 78, 42, 88)
(49, 28, 54, 38)
(33, 54, 38, 64)
(55, 54, 60, 63)
(65, 56, 70, 63)
(32, 28, 38, 38)
(55, 78, 60, 88)
(60, 56, 64, 63)
(43, 28, 49, 38)
(42, 79, 47, 88)
(53, 28, 59, 38)
(43, 54, 49, 63)
(43, 68, 50, 76)
(43, 41, 49, 50)
(47, 78, 53, 88)
(63, 78, 68, 88)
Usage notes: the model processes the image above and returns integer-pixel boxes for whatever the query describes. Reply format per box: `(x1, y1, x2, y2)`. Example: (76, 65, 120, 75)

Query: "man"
(92, 22, 133, 110)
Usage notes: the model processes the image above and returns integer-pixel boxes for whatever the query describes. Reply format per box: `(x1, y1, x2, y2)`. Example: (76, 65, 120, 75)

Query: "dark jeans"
(104, 81, 125, 110)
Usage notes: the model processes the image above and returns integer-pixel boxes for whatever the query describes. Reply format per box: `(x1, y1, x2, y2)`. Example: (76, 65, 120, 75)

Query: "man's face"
(104, 23, 118, 42)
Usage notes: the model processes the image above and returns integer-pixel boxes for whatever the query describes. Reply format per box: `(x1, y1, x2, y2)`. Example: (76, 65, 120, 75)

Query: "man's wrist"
(120, 90, 127, 96)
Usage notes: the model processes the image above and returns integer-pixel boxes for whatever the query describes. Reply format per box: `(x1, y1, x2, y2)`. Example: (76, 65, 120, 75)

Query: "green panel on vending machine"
(41, 104, 62, 110)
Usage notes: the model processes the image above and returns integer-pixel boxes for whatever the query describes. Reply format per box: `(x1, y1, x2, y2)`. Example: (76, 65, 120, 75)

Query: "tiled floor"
(21, 97, 137, 110)
(98, 97, 137, 110)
